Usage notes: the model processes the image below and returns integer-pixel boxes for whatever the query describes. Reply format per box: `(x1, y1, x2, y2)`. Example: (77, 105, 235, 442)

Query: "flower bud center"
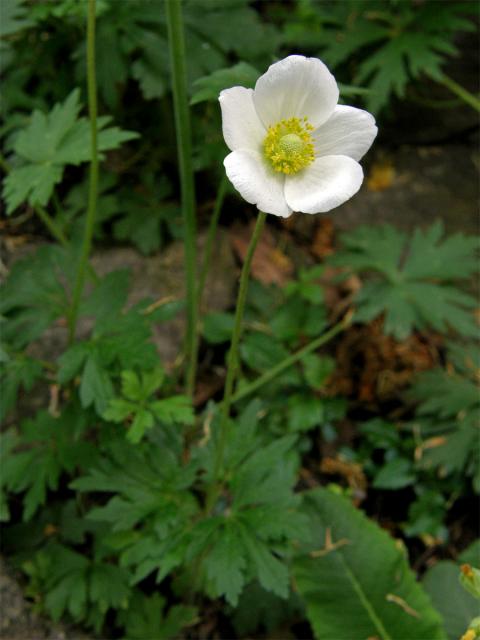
(263, 117, 315, 175)
(278, 133, 304, 154)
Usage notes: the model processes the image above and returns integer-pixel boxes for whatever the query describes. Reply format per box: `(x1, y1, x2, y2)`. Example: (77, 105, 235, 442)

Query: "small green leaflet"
(103, 368, 194, 443)
(409, 343, 480, 490)
(0, 0, 33, 38)
(2, 407, 94, 521)
(0, 245, 72, 349)
(190, 62, 259, 105)
(0, 352, 42, 422)
(3, 89, 138, 213)
(25, 542, 131, 632)
(117, 591, 197, 640)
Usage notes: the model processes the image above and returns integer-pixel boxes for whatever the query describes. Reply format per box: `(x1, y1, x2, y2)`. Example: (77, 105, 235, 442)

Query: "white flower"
(219, 55, 378, 218)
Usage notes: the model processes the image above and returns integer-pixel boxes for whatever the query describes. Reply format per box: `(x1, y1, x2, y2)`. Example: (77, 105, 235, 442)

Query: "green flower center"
(263, 117, 315, 175)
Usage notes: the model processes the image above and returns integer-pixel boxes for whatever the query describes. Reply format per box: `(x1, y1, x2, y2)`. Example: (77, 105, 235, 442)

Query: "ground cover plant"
(1, 0, 479, 639)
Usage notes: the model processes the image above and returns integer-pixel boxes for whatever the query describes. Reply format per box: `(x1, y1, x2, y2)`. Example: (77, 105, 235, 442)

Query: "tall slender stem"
(206, 212, 266, 511)
(166, 0, 198, 397)
(68, 0, 98, 342)
(231, 312, 352, 404)
(436, 72, 480, 113)
(197, 174, 228, 310)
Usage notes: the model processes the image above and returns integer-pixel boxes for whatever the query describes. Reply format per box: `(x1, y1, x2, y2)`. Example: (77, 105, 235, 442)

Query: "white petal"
(219, 87, 266, 152)
(285, 155, 363, 214)
(313, 105, 378, 161)
(224, 149, 292, 218)
(253, 55, 338, 129)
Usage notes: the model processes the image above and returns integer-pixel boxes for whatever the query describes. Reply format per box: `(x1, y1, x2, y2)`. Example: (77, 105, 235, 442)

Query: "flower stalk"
(206, 211, 266, 511)
(165, 0, 198, 397)
(68, 0, 98, 342)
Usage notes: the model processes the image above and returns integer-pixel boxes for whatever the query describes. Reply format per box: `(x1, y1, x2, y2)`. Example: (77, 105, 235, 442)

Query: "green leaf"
(232, 581, 303, 636)
(0, 353, 42, 422)
(3, 90, 138, 213)
(0, 245, 71, 349)
(81, 269, 130, 326)
(239, 525, 289, 599)
(331, 222, 478, 339)
(3, 407, 93, 521)
(190, 62, 259, 105)
(302, 354, 335, 389)
(373, 458, 415, 490)
(240, 332, 290, 372)
(71, 439, 198, 535)
(410, 346, 479, 487)
(459, 540, 480, 566)
(120, 370, 143, 402)
(202, 312, 235, 344)
(404, 490, 447, 540)
(287, 394, 325, 432)
(293, 489, 446, 640)
(205, 522, 247, 606)
(150, 396, 194, 426)
(126, 409, 155, 444)
(0, 0, 33, 37)
(118, 592, 197, 640)
(79, 355, 114, 415)
(423, 561, 479, 640)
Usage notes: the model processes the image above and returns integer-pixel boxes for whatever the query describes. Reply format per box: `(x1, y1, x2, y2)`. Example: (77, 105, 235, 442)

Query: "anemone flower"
(219, 55, 378, 217)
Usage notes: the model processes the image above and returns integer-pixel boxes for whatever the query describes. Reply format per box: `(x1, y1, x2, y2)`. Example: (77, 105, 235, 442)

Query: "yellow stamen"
(264, 116, 315, 174)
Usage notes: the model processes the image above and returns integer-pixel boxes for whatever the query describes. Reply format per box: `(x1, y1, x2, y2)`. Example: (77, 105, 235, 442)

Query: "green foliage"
(71, 437, 198, 535)
(410, 342, 480, 491)
(1, 0, 33, 39)
(3, 89, 138, 213)
(191, 62, 259, 105)
(24, 541, 131, 631)
(57, 270, 159, 415)
(117, 592, 197, 640)
(283, 0, 477, 113)
(423, 542, 480, 640)
(103, 367, 194, 443)
(0, 245, 72, 349)
(0, 351, 42, 423)
(2, 405, 94, 521)
(1, 1, 478, 637)
(294, 488, 447, 640)
(331, 222, 478, 339)
(232, 581, 304, 636)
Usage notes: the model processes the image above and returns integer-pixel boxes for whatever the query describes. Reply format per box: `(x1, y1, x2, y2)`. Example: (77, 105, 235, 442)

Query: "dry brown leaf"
(367, 162, 395, 191)
(311, 218, 335, 258)
(327, 317, 441, 406)
(320, 456, 367, 500)
(230, 222, 294, 286)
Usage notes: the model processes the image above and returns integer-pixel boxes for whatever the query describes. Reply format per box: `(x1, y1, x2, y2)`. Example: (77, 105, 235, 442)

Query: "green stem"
(68, 0, 98, 342)
(436, 72, 480, 113)
(166, 0, 198, 398)
(206, 212, 267, 511)
(35, 204, 69, 246)
(197, 174, 228, 310)
(231, 312, 352, 405)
